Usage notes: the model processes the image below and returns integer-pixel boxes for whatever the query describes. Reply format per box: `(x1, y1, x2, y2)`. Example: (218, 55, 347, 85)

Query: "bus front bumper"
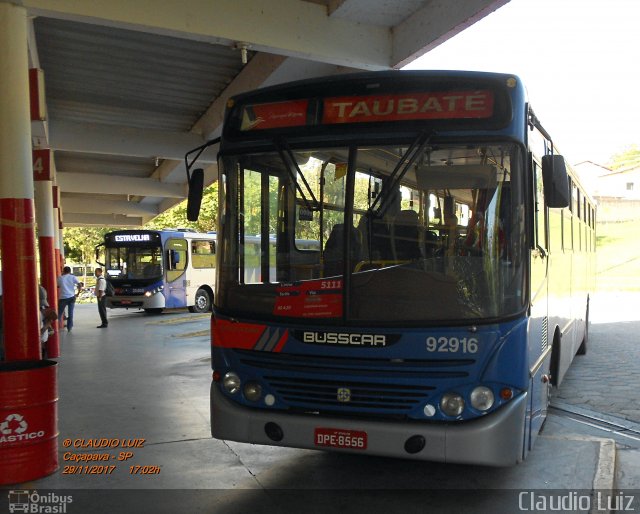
(106, 293, 165, 309)
(211, 385, 527, 466)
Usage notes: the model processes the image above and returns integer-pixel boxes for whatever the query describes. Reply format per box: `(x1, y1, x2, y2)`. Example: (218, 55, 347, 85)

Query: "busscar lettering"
(302, 332, 387, 347)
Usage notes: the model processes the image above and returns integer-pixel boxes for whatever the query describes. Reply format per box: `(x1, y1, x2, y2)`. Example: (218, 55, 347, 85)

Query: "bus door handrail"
(369, 130, 435, 217)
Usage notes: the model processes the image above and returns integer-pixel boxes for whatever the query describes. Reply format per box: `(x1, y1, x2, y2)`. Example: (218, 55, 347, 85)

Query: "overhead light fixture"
(234, 42, 249, 64)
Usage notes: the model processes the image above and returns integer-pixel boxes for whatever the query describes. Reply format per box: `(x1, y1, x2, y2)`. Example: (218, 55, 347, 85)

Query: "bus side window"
(166, 239, 187, 282)
(192, 240, 216, 269)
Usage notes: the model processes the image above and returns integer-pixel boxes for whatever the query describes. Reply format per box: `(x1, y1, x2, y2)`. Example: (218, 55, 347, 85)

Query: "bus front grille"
(233, 349, 474, 413)
(265, 375, 433, 411)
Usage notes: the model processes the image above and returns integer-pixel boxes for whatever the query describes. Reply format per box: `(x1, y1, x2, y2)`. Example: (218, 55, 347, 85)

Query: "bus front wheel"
(190, 288, 212, 313)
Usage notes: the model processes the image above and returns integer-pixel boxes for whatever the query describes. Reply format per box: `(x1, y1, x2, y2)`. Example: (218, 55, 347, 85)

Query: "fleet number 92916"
(426, 336, 479, 354)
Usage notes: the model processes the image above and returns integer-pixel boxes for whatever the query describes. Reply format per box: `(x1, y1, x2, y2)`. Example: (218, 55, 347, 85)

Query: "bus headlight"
(470, 386, 495, 411)
(222, 372, 241, 394)
(440, 392, 465, 416)
(145, 285, 164, 297)
(243, 382, 262, 402)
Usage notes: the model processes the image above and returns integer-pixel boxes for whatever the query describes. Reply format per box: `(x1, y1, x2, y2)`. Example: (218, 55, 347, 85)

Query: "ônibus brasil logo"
(8, 490, 73, 513)
(0, 413, 45, 444)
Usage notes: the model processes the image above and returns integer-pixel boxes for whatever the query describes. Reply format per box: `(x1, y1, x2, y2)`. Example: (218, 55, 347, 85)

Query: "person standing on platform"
(57, 266, 81, 332)
(95, 267, 108, 328)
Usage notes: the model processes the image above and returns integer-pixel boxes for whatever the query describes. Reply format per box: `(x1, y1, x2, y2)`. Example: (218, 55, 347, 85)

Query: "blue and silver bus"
(101, 229, 216, 313)
(205, 71, 595, 465)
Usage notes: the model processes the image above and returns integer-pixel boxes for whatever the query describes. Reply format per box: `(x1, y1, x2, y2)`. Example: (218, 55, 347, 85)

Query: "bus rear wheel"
(190, 288, 211, 313)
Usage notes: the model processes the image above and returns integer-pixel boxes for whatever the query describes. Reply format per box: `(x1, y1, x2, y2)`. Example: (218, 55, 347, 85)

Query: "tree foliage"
(63, 226, 118, 264)
(609, 145, 640, 170)
(144, 183, 218, 233)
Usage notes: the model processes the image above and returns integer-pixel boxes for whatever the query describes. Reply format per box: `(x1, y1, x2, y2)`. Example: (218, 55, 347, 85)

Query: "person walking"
(95, 267, 108, 328)
(57, 266, 81, 332)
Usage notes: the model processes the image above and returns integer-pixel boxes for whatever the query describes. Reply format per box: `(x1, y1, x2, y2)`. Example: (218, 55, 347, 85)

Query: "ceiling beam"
(191, 52, 287, 140)
(50, 121, 214, 162)
(25, 0, 509, 70)
(145, 162, 217, 216)
(63, 213, 144, 227)
(27, 17, 40, 68)
(61, 196, 159, 216)
(57, 171, 186, 197)
(24, 0, 392, 70)
(392, 0, 510, 67)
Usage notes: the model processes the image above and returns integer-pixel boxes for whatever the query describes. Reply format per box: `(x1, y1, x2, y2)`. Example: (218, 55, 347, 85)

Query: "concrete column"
(34, 154, 60, 357)
(58, 224, 65, 266)
(0, 2, 40, 361)
(52, 186, 62, 276)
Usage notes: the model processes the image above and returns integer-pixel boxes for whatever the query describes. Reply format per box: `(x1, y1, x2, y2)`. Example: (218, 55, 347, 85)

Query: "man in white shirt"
(57, 266, 81, 332)
(95, 267, 108, 328)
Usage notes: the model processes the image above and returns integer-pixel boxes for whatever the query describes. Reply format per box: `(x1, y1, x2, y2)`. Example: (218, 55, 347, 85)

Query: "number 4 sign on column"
(33, 149, 52, 181)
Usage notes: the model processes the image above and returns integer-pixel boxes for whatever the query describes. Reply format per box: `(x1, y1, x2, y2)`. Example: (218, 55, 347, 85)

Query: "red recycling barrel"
(0, 360, 58, 484)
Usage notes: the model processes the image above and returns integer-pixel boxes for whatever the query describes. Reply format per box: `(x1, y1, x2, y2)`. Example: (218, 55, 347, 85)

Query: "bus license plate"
(314, 428, 367, 450)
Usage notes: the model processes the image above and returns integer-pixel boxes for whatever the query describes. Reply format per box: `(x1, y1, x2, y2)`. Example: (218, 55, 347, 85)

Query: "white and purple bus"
(100, 229, 216, 313)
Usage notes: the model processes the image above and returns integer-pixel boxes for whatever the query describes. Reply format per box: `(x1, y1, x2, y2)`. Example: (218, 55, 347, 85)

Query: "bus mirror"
(541, 155, 570, 208)
(187, 168, 204, 222)
(95, 242, 105, 267)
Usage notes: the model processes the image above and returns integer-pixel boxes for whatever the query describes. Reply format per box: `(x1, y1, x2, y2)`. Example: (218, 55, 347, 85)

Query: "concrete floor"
(3, 304, 621, 513)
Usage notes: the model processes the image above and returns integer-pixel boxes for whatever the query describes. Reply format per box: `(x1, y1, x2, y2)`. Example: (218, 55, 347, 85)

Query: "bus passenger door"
(527, 157, 550, 451)
(165, 238, 188, 308)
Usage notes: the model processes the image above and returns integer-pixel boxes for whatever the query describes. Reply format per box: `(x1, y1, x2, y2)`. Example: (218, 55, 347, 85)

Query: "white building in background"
(574, 161, 640, 222)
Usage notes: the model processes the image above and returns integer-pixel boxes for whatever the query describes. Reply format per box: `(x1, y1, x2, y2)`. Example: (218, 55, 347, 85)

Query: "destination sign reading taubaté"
(323, 91, 494, 124)
(238, 90, 494, 131)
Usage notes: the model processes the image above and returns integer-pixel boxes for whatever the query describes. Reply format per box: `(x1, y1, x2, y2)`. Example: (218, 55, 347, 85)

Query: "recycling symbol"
(0, 413, 28, 435)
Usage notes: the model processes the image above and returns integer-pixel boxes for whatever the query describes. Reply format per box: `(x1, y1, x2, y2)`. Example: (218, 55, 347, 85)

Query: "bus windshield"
(106, 244, 163, 280)
(218, 141, 527, 324)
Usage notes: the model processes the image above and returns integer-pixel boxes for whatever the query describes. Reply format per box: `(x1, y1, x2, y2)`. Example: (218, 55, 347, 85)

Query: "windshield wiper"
(274, 137, 320, 212)
(369, 130, 435, 217)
